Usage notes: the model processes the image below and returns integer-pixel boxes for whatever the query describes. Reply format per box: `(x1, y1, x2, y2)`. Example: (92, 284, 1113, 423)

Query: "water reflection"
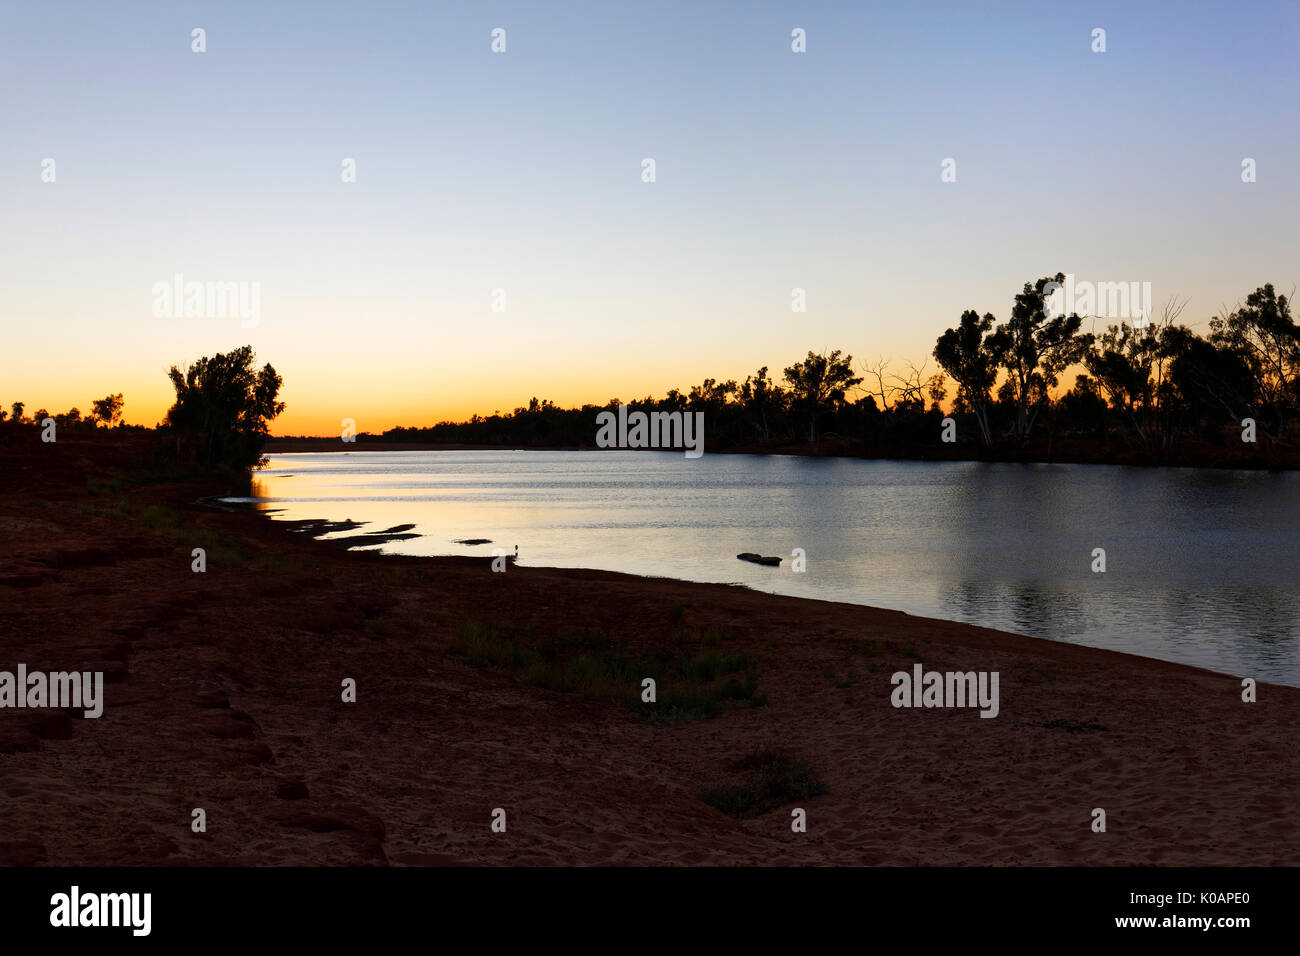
(240, 451, 1300, 685)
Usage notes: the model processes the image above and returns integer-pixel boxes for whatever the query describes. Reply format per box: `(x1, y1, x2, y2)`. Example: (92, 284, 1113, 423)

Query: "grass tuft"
(700, 749, 828, 817)
(450, 621, 764, 724)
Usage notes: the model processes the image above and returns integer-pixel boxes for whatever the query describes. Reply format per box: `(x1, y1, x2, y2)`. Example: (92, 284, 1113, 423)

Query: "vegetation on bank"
(160, 345, 284, 469)
(449, 620, 766, 723)
(350, 278, 1298, 462)
(700, 749, 829, 817)
(7, 276, 1298, 469)
(4, 345, 284, 473)
(3, 392, 125, 431)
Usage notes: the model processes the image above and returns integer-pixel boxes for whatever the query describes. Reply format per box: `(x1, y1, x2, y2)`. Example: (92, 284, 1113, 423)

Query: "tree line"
(2, 345, 285, 471)
(2, 394, 126, 430)
(377, 277, 1297, 460)
(6, 275, 1295, 470)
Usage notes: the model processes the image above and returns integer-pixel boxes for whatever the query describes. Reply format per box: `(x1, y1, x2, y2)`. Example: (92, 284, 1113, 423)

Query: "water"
(231, 450, 1300, 686)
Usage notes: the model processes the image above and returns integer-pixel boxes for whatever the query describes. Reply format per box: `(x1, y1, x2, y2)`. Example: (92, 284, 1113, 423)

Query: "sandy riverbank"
(2, 429, 1296, 865)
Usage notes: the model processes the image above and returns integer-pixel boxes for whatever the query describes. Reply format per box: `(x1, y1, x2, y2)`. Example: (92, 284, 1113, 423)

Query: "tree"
(10, 402, 25, 424)
(1163, 325, 1255, 431)
(687, 377, 737, 414)
(1210, 284, 1299, 440)
(890, 360, 944, 410)
(739, 366, 784, 440)
(1083, 302, 1186, 450)
(1085, 323, 1158, 443)
(1056, 374, 1109, 440)
(861, 357, 898, 411)
(91, 393, 125, 427)
(989, 274, 1092, 441)
(933, 310, 999, 445)
(782, 350, 863, 442)
(162, 346, 285, 469)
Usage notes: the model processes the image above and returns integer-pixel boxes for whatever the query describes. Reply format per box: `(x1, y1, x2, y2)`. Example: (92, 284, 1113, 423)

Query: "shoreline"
(252, 502, 1295, 690)
(2, 431, 1297, 866)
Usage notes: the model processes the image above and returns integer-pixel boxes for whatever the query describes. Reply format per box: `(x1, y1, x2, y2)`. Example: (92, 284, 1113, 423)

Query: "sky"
(2, 0, 1297, 435)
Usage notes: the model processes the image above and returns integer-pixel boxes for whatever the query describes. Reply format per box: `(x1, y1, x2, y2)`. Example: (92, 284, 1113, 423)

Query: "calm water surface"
(232, 450, 1300, 685)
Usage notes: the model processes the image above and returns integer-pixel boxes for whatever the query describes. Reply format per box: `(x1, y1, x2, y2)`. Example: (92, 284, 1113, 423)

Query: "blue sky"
(2, 0, 1296, 432)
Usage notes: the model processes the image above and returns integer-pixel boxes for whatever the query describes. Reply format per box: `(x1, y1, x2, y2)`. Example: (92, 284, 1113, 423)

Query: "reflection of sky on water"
(229, 450, 1300, 685)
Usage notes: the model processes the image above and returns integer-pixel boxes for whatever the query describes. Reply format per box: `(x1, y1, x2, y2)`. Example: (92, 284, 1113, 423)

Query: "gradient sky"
(2, 0, 1297, 435)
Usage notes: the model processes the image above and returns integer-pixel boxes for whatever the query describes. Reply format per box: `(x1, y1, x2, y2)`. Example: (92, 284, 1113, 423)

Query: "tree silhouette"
(782, 350, 862, 442)
(1163, 325, 1256, 430)
(332, 279, 1296, 459)
(933, 310, 999, 445)
(91, 393, 125, 427)
(739, 366, 783, 440)
(1210, 284, 1299, 440)
(163, 346, 284, 469)
(989, 274, 1092, 441)
(1085, 323, 1159, 444)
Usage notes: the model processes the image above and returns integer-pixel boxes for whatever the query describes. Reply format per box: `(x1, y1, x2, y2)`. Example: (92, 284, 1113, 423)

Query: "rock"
(737, 553, 782, 566)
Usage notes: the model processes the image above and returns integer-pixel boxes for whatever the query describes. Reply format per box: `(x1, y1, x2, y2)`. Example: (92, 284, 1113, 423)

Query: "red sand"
(2, 429, 1296, 865)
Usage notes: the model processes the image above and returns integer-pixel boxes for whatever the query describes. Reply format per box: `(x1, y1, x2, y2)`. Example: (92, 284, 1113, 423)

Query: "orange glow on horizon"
(9, 354, 1106, 438)
(7, 364, 798, 437)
